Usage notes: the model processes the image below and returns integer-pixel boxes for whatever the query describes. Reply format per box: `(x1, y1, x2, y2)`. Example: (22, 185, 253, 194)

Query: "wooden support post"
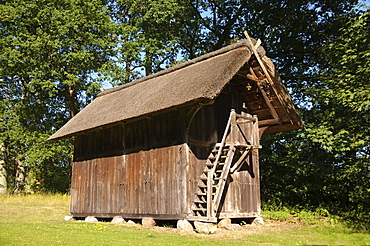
(207, 171, 213, 218)
(253, 115, 260, 147)
(230, 148, 251, 174)
(230, 109, 237, 143)
(248, 66, 280, 120)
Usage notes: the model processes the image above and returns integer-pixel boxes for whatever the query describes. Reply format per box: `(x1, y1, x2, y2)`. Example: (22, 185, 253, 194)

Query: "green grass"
(0, 194, 369, 245)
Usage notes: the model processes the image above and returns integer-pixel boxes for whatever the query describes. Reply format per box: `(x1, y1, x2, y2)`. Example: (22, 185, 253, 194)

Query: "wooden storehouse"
(49, 39, 302, 222)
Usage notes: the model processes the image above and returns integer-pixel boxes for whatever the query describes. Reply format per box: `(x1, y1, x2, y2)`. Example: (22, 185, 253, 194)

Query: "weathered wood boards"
(70, 83, 262, 220)
(71, 145, 188, 219)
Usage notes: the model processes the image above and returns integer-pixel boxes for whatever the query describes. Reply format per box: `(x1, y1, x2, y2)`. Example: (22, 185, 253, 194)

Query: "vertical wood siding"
(220, 148, 260, 217)
(71, 81, 260, 219)
(187, 82, 260, 217)
(71, 145, 188, 218)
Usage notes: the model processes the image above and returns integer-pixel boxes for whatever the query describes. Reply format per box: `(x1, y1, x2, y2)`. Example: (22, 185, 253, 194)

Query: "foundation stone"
(194, 221, 217, 234)
(177, 220, 194, 232)
(142, 218, 156, 227)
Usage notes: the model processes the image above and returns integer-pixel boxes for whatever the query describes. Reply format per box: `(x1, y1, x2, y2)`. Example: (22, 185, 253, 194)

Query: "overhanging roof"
(49, 40, 302, 140)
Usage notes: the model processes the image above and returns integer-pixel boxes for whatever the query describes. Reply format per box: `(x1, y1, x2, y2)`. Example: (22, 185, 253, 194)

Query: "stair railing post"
(230, 109, 237, 143)
(253, 115, 259, 147)
(210, 109, 233, 175)
(207, 170, 213, 219)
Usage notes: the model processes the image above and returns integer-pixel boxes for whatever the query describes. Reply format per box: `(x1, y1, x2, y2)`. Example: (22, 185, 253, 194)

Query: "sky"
(361, 0, 370, 7)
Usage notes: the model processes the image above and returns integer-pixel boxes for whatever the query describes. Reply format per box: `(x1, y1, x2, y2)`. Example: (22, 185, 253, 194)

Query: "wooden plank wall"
(187, 83, 260, 217)
(185, 144, 212, 215)
(71, 109, 189, 218)
(74, 125, 123, 161)
(71, 144, 188, 219)
(220, 148, 260, 218)
(74, 109, 187, 161)
(71, 82, 260, 219)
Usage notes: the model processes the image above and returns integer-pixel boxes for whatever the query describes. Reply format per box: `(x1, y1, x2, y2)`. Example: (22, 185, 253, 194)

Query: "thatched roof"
(49, 40, 302, 140)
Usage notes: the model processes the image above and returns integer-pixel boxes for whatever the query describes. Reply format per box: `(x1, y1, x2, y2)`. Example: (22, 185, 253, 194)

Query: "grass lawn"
(0, 194, 368, 245)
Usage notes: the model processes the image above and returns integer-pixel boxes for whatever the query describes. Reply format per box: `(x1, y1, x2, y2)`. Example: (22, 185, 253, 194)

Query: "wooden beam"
(259, 118, 281, 127)
(244, 31, 291, 123)
(249, 66, 280, 120)
(235, 113, 256, 122)
(230, 148, 251, 173)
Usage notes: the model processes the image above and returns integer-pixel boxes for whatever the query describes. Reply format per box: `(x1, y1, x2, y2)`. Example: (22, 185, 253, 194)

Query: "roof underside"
(49, 40, 302, 140)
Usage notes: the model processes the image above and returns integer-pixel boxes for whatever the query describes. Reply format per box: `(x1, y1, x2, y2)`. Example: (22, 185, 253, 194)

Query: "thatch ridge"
(48, 38, 302, 141)
(48, 43, 253, 140)
(98, 39, 265, 97)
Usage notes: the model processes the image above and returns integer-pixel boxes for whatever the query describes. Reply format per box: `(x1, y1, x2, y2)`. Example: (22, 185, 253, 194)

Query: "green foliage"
(260, 9, 369, 228)
(262, 204, 346, 227)
(103, 0, 189, 85)
(320, 10, 370, 111)
(0, 0, 116, 192)
(262, 210, 292, 222)
(306, 9, 369, 215)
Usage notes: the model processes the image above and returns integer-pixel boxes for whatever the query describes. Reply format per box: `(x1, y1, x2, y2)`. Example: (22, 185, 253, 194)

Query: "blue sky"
(361, 0, 370, 7)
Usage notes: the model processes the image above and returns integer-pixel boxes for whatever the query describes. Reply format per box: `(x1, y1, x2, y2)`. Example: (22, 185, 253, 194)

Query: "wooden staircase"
(190, 109, 260, 222)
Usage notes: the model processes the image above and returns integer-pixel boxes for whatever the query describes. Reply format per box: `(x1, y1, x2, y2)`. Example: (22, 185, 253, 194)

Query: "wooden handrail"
(207, 109, 260, 218)
(235, 113, 256, 122)
(212, 143, 235, 212)
(209, 110, 234, 176)
(207, 109, 235, 218)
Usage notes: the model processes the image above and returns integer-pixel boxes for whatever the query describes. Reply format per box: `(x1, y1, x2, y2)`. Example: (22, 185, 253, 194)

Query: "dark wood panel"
(74, 109, 188, 161)
(71, 144, 189, 218)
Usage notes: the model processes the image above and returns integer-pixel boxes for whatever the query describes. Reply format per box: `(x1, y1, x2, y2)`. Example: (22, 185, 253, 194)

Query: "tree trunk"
(0, 142, 7, 194)
(14, 159, 25, 193)
(144, 49, 153, 76)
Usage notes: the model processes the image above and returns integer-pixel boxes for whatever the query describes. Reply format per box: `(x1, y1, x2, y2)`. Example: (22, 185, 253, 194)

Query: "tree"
(0, 141, 6, 194)
(103, 0, 189, 85)
(0, 0, 116, 192)
(102, 0, 360, 89)
(305, 9, 369, 216)
(260, 9, 369, 226)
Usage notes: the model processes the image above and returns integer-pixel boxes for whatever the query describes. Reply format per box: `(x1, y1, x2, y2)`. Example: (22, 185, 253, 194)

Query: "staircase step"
(196, 192, 207, 196)
(215, 142, 235, 147)
(193, 200, 207, 204)
(194, 198, 207, 202)
(213, 150, 230, 154)
(196, 192, 215, 196)
(212, 149, 229, 153)
(192, 211, 207, 216)
(199, 179, 207, 184)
